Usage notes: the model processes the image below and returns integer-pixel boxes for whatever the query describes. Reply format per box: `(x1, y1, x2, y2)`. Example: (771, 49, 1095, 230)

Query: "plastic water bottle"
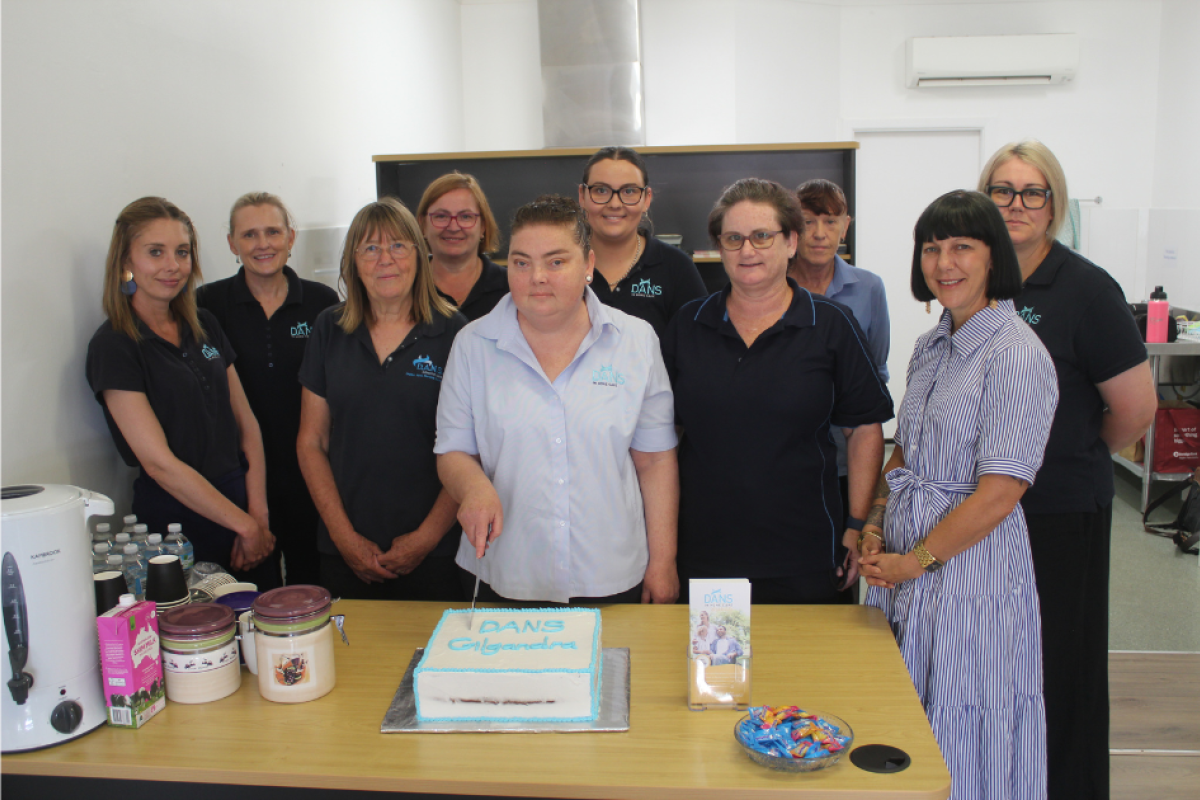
(132, 523, 150, 547)
(107, 554, 134, 596)
(92, 542, 113, 573)
(92, 522, 113, 548)
(144, 533, 165, 561)
(114, 532, 131, 548)
(122, 514, 138, 534)
(121, 544, 147, 601)
(165, 524, 194, 578)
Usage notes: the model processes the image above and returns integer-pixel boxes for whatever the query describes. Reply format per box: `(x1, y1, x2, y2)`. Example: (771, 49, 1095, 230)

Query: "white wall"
(0, 0, 465, 507)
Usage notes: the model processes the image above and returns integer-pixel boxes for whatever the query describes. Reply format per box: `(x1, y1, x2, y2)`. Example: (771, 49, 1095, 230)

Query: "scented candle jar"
(158, 603, 240, 704)
(251, 586, 341, 704)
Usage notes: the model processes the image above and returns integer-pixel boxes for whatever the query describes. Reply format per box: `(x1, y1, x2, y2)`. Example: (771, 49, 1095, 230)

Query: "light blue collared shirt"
(435, 289, 677, 603)
(825, 256, 891, 476)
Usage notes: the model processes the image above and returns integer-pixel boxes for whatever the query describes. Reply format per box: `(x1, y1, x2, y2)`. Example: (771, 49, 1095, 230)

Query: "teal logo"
(407, 355, 443, 382)
(200, 344, 221, 361)
(1017, 306, 1041, 325)
(591, 364, 625, 387)
(629, 278, 662, 298)
(291, 321, 313, 338)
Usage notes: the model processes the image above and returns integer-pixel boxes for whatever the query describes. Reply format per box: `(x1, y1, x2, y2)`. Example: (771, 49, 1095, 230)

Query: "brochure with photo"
(687, 578, 750, 710)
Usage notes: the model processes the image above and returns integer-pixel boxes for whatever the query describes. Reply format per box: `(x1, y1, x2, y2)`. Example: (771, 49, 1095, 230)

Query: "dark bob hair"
(910, 190, 1022, 303)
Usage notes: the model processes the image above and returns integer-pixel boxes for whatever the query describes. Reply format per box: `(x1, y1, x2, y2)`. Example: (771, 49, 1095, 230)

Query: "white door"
(854, 129, 982, 437)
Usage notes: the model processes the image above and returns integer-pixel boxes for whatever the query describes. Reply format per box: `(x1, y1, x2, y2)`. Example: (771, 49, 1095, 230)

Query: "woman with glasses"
(662, 179, 892, 603)
(197, 192, 339, 587)
(978, 140, 1156, 800)
(297, 198, 467, 600)
(436, 195, 679, 605)
(578, 147, 707, 339)
(417, 172, 508, 321)
(86, 197, 276, 579)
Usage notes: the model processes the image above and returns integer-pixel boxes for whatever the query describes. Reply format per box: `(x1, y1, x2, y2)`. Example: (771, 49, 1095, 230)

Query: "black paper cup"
(145, 555, 189, 604)
(94, 571, 128, 615)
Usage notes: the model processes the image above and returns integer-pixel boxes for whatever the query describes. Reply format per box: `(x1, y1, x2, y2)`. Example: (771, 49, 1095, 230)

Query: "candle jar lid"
(159, 603, 236, 638)
(252, 585, 332, 622)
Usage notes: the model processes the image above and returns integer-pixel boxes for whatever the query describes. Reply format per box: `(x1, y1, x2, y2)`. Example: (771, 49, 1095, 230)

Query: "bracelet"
(857, 530, 884, 550)
(845, 516, 866, 532)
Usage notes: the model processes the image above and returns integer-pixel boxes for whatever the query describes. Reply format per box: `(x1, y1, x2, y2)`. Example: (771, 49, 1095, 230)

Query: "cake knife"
(468, 524, 491, 631)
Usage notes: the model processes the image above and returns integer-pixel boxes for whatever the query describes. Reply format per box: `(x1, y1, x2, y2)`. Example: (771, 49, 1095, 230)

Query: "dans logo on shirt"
(291, 322, 313, 338)
(200, 345, 221, 361)
(408, 355, 443, 381)
(1017, 306, 1041, 325)
(592, 364, 625, 386)
(629, 278, 662, 298)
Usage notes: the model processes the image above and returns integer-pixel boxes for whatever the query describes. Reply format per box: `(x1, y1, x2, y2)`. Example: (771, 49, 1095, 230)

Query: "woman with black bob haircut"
(859, 189, 1058, 798)
(908, 189, 1023, 310)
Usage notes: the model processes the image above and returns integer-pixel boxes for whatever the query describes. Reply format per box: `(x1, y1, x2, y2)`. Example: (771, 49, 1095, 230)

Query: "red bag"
(1150, 404, 1200, 474)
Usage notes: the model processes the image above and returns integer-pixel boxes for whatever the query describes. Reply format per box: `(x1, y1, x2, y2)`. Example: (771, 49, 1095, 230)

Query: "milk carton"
(97, 596, 166, 728)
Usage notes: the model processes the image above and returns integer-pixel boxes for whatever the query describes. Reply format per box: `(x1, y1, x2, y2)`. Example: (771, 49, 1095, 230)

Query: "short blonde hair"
(228, 192, 293, 235)
(978, 139, 1069, 242)
(416, 172, 501, 255)
(337, 198, 455, 332)
(102, 197, 205, 342)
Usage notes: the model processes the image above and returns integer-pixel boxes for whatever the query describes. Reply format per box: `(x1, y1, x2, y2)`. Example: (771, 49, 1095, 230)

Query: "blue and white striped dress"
(867, 300, 1057, 800)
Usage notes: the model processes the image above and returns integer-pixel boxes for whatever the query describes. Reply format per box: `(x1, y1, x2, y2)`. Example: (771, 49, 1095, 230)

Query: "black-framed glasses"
(717, 230, 784, 251)
(987, 185, 1052, 210)
(582, 183, 648, 205)
(428, 211, 480, 229)
(357, 241, 413, 261)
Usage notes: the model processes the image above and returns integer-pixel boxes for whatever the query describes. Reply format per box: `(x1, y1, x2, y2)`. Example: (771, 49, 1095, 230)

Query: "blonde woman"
(297, 198, 467, 600)
(86, 197, 275, 579)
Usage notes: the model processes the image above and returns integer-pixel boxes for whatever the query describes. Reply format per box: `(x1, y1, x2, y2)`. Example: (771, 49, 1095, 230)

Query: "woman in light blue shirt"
(435, 195, 679, 605)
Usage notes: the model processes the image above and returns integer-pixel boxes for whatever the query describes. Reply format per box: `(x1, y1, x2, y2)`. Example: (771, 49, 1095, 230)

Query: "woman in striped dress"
(859, 190, 1058, 800)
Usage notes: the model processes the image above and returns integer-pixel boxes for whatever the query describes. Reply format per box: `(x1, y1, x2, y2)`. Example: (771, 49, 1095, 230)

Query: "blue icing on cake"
(414, 608, 601, 723)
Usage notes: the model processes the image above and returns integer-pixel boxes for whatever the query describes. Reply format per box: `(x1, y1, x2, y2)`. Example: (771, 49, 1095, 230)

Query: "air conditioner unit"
(907, 34, 1079, 88)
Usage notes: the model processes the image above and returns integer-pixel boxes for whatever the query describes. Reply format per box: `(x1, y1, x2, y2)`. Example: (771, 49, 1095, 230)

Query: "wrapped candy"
(737, 706, 852, 761)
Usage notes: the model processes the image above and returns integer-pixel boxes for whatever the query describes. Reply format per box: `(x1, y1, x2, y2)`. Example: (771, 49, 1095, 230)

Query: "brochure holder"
(686, 579, 750, 710)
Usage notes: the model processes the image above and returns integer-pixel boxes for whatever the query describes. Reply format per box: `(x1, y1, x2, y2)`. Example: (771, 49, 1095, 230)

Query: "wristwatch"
(911, 540, 944, 573)
(845, 516, 866, 532)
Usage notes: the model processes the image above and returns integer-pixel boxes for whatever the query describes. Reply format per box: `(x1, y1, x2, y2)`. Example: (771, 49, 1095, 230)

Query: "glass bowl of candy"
(734, 706, 854, 772)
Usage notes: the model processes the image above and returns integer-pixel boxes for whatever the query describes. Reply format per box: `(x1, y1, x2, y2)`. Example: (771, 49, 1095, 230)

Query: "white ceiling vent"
(906, 34, 1079, 88)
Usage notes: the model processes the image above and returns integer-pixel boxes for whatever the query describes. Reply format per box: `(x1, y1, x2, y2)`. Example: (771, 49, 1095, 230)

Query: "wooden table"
(2, 602, 950, 799)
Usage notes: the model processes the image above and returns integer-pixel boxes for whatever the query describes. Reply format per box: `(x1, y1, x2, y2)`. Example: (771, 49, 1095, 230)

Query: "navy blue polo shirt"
(590, 236, 708, 341)
(662, 279, 894, 576)
(297, 305, 468, 556)
(86, 309, 242, 483)
(436, 255, 509, 322)
(1013, 241, 1147, 514)
(196, 266, 339, 498)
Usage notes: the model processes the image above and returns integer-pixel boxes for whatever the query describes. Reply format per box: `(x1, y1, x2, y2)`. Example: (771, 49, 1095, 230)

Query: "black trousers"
(320, 553, 463, 602)
(1025, 504, 1111, 800)
(267, 483, 321, 587)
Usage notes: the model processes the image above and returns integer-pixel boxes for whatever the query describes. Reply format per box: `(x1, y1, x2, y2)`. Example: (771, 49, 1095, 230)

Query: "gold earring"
(925, 301, 931, 314)
(988, 297, 998, 309)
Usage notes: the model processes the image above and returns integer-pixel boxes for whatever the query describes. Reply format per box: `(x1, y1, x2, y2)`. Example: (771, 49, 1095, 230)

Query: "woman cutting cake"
(435, 195, 679, 605)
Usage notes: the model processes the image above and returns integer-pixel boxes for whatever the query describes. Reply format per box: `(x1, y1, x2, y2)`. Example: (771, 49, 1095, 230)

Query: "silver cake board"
(381, 647, 629, 733)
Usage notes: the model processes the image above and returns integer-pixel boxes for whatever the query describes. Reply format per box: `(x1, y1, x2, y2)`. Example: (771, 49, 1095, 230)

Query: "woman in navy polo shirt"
(297, 198, 467, 601)
(978, 141, 1156, 800)
(417, 172, 508, 322)
(662, 179, 892, 604)
(197, 192, 339, 587)
(86, 197, 276, 577)
(578, 147, 707, 340)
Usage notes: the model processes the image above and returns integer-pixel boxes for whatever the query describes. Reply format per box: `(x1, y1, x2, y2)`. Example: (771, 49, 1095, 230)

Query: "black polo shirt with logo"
(590, 236, 708, 341)
(1013, 241, 1147, 514)
(297, 306, 467, 556)
(86, 309, 241, 483)
(662, 279, 894, 577)
(436, 255, 509, 322)
(196, 266, 340, 501)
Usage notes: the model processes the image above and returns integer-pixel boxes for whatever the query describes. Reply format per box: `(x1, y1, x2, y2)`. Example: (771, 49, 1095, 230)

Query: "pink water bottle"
(1147, 286, 1169, 343)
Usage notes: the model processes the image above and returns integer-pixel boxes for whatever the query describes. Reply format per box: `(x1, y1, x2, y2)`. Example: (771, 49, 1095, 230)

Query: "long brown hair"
(337, 197, 454, 332)
(102, 197, 205, 342)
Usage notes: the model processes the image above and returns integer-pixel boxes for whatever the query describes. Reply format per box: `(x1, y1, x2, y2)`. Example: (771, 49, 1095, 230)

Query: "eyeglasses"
(357, 241, 413, 261)
(427, 211, 480, 229)
(582, 183, 648, 205)
(986, 185, 1052, 210)
(717, 230, 784, 251)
